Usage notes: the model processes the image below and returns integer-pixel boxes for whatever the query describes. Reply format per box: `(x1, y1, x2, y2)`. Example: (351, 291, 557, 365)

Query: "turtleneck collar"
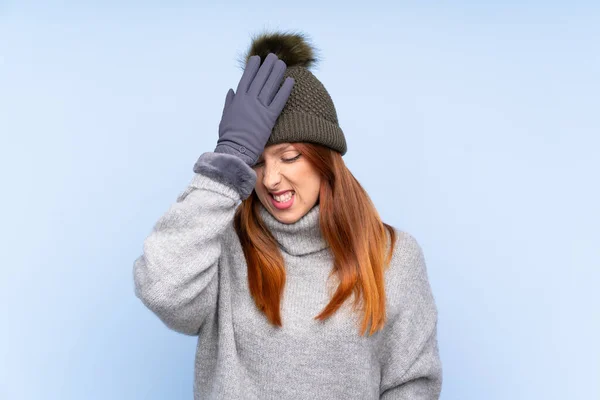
(258, 203, 329, 256)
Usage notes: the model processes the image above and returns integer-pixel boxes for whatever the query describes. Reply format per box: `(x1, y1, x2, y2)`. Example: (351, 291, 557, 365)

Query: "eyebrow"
(274, 144, 294, 154)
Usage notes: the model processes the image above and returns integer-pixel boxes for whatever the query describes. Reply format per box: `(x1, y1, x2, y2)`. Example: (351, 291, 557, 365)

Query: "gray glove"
(214, 53, 295, 166)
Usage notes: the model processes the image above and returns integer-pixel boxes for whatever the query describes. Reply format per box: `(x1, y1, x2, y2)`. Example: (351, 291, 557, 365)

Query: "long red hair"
(233, 143, 396, 336)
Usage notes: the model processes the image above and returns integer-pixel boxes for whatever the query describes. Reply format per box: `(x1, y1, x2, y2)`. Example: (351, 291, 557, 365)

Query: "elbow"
(134, 281, 202, 336)
(133, 257, 203, 336)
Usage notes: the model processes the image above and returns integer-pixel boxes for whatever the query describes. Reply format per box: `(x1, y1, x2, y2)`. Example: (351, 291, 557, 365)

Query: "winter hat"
(240, 31, 347, 155)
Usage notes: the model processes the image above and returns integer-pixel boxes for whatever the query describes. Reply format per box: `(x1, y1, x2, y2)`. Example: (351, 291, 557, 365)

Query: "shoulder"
(384, 228, 437, 317)
(387, 228, 427, 278)
(390, 229, 425, 263)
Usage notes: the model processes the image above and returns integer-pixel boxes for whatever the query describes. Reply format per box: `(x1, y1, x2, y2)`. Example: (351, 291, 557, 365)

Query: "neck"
(258, 203, 328, 256)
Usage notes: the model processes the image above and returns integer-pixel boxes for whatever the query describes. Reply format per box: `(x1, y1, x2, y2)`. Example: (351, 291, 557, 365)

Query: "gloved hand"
(214, 53, 295, 166)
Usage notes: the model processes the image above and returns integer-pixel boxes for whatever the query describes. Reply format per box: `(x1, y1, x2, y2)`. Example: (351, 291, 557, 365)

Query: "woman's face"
(253, 143, 321, 224)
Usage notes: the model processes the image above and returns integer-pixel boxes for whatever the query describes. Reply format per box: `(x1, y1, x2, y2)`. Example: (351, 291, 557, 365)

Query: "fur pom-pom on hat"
(238, 30, 320, 70)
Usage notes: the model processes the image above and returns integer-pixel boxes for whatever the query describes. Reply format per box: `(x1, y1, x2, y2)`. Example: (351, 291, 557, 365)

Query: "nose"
(261, 163, 282, 189)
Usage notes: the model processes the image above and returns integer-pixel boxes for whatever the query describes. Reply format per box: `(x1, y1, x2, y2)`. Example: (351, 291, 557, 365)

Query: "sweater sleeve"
(133, 151, 256, 336)
(379, 232, 443, 399)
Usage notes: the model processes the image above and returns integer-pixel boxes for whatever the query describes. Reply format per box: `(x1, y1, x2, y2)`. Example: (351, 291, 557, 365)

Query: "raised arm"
(133, 52, 294, 335)
(133, 152, 255, 335)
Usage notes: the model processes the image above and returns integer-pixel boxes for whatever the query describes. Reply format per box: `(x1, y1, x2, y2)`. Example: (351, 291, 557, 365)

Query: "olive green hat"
(240, 30, 347, 155)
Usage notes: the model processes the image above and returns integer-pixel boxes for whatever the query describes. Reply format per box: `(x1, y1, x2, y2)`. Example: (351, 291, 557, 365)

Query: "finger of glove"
(218, 89, 235, 139)
(248, 53, 277, 96)
(236, 55, 261, 94)
(221, 89, 235, 118)
(270, 77, 295, 115)
(258, 59, 286, 106)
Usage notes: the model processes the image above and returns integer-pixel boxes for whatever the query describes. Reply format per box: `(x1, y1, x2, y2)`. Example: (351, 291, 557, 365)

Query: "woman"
(133, 31, 442, 399)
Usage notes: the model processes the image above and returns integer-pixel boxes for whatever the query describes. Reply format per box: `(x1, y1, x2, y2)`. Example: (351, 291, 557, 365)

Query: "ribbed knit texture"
(257, 203, 328, 257)
(133, 152, 442, 399)
(266, 65, 348, 155)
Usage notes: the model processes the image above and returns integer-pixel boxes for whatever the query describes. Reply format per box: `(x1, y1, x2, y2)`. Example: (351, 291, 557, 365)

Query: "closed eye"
(254, 154, 300, 167)
(283, 154, 301, 163)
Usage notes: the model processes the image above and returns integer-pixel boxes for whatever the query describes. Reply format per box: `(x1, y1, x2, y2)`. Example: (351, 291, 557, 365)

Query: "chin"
(270, 206, 305, 224)
(278, 214, 301, 224)
(259, 195, 309, 225)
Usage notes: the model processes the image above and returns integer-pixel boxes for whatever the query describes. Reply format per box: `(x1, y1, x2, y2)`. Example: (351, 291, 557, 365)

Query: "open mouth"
(270, 191, 295, 203)
(269, 191, 295, 208)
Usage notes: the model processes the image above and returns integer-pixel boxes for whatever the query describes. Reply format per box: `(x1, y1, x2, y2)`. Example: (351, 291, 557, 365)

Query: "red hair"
(233, 143, 396, 336)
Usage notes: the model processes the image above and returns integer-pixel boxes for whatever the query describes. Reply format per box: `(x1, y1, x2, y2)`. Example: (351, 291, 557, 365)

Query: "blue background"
(1, 1, 598, 399)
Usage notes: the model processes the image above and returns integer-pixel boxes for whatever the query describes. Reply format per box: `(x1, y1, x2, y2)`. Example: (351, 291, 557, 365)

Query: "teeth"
(273, 192, 293, 202)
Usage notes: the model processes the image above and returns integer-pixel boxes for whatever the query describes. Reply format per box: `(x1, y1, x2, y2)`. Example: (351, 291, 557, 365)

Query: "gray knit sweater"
(133, 152, 442, 399)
